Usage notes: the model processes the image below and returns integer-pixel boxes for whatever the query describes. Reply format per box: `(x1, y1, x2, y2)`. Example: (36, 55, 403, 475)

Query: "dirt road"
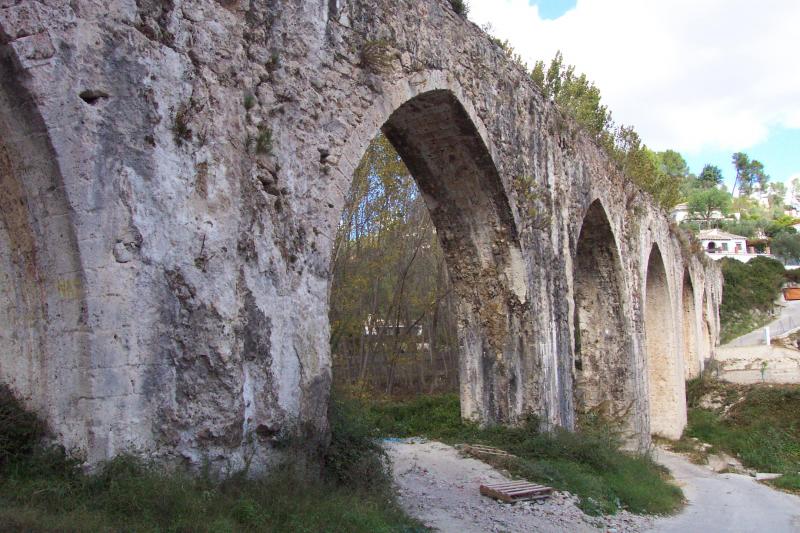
(726, 300, 800, 347)
(650, 449, 800, 533)
(387, 440, 800, 533)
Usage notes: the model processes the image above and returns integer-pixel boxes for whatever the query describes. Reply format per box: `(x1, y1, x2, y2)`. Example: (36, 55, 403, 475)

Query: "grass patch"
(0, 385, 422, 532)
(684, 379, 800, 492)
(366, 394, 683, 516)
(768, 473, 800, 494)
(719, 310, 774, 344)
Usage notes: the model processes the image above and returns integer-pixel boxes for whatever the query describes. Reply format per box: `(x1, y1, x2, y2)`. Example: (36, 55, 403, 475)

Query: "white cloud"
(468, 0, 800, 154)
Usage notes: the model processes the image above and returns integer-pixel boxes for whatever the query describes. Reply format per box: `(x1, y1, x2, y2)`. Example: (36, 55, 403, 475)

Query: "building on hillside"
(671, 203, 734, 224)
(698, 228, 772, 263)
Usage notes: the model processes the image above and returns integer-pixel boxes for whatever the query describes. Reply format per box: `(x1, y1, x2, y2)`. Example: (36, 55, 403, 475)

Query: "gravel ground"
(386, 439, 653, 532)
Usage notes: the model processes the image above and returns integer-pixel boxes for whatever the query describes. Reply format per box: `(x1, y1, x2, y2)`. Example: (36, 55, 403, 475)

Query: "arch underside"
(645, 245, 685, 439)
(573, 201, 635, 426)
(682, 272, 700, 379)
(379, 89, 531, 424)
(0, 65, 87, 450)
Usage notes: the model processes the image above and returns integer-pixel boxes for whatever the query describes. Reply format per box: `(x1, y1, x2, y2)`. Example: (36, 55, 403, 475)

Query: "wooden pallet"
(462, 444, 516, 460)
(479, 480, 553, 503)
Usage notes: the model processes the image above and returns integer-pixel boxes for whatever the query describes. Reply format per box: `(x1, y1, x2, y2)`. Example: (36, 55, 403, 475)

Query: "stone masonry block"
(0, 2, 43, 42)
(8, 31, 54, 67)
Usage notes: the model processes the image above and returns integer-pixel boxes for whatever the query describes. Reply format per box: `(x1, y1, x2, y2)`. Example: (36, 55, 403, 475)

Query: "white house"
(671, 203, 738, 224)
(698, 228, 770, 263)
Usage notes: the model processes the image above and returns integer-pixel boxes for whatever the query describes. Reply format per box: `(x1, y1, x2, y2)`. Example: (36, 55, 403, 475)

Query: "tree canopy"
(532, 52, 683, 209)
(732, 152, 769, 195)
(697, 164, 724, 189)
(687, 187, 732, 221)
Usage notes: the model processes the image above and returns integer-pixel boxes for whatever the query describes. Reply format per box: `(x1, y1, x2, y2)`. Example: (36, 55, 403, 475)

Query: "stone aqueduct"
(0, 0, 721, 469)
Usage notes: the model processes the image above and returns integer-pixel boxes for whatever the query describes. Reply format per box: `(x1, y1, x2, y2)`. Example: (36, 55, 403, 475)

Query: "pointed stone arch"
(0, 64, 89, 451)
(644, 244, 686, 438)
(333, 89, 531, 425)
(682, 269, 701, 379)
(572, 199, 634, 425)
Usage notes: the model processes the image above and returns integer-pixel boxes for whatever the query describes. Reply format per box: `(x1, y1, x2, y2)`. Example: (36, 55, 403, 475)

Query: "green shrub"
(359, 39, 393, 73)
(0, 384, 45, 467)
(449, 0, 469, 16)
(324, 396, 391, 490)
(719, 256, 786, 342)
(243, 92, 255, 110)
(255, 125, 273, 155)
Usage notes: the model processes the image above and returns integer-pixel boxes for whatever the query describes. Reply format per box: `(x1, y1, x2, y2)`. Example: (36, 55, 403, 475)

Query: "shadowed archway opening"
(644, 244, 685, 438)
(572, 200, 634, 425)
(682, 270, 700, 379)
(329, 90, 530, 425)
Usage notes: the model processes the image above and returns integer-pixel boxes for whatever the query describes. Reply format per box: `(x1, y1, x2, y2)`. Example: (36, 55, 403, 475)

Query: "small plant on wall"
(449, 0, 469, 16)
(360, 39, 393, 73)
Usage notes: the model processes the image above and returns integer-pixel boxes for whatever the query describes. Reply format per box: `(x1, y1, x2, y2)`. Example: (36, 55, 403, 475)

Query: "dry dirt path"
(386, 440, 800, 533)
(386, 439, 652, 532)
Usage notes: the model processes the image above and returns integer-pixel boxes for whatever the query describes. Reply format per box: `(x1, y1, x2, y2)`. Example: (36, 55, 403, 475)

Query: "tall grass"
(0, 385, 422, 532)
(366, 394, 683, 516)
(684, 381, 800, 491)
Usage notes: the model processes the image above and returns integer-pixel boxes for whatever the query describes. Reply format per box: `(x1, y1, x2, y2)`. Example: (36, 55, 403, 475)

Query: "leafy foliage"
(0, 385, 45, 468)
(532, 52, 683, 209)
(330, 134, 458, 397)
(448, 0, 469, 16)
(324, 396, 391, 489)
(732, 152, 769, 196)
(771, 231, 800, 263)
(718, 256, 786, 342)
(696, 164, 723, 188)
(686, 187, 732, 221)
(359, 39, 394, 73)
(532, 51, 612, 139)
(255, 126, 273, 155)
(657, 150, 690, 181)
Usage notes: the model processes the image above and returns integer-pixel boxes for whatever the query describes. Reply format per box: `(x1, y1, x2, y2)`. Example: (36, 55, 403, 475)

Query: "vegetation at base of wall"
(0, 385, 45, 468)
(681, 378, 800, 493)
(364, 394, 683, 516)
(718, 256, 787, 343)
(0, 386, 422, 532)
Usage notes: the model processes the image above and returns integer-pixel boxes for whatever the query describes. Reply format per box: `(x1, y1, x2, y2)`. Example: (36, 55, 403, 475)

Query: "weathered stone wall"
(0, 0, 722, 468)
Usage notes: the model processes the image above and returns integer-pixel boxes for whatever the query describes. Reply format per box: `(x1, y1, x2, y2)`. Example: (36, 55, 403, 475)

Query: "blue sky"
(684, 127, 800, 191)
(529, 0, 576, 20)
(471, 1, 800, 190)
